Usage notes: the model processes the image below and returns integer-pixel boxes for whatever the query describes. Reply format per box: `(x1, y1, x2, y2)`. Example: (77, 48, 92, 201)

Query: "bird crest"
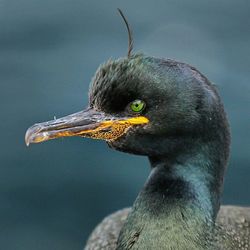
(117, 8, 133, 58)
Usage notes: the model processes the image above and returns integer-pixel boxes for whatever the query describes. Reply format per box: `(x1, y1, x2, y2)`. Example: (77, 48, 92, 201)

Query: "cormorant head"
(25, 53, 230, 162)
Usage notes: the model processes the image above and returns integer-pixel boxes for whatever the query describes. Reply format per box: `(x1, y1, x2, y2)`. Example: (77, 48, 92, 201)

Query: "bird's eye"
(130, 100, 145, 113)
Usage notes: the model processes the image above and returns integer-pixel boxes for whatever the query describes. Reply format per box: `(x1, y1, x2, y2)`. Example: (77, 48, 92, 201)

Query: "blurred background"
(0, 0, 249, 249)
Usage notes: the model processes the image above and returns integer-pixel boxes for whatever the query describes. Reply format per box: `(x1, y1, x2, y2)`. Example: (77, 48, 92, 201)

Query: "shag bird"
(25, 10, 250, 250)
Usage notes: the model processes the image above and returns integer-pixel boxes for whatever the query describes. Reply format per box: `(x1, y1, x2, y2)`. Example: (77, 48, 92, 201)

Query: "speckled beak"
(25, 108, 149, 146)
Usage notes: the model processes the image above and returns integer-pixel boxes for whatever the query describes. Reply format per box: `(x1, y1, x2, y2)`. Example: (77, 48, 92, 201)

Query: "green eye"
(130, 100, 145, 113)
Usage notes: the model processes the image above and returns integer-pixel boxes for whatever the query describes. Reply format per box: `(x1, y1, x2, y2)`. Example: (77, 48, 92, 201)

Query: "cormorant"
(25, 10, 250, 250)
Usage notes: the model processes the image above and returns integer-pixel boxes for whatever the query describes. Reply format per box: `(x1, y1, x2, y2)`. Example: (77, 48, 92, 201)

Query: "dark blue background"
(0, 1, 249, 249)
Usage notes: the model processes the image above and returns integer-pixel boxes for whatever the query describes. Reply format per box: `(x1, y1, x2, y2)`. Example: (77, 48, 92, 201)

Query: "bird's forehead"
(88, 55, 150, 107)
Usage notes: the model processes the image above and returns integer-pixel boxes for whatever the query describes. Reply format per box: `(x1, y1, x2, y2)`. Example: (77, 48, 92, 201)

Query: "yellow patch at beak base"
(75, 116, 149, 141)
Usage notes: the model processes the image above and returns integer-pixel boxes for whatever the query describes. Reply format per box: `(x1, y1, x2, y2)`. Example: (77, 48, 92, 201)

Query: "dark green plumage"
(84, 54, 250, 249)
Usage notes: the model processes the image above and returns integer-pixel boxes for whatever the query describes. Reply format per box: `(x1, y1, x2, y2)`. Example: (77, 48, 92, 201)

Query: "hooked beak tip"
(25, 127, 31, 146)
(25, 126, 34, 146)
(25, 124, 45, 146)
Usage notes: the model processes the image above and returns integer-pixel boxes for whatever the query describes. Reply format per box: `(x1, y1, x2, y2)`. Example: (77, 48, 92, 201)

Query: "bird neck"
(117, 143, 225, 249)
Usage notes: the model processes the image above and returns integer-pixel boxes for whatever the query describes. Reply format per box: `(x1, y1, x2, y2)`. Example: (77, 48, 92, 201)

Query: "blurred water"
(0, 0, 249, 249)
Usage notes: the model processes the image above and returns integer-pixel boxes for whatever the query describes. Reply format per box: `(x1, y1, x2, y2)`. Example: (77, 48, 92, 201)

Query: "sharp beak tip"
(25, 125, 41, 146)
(25, 128, 32, 146)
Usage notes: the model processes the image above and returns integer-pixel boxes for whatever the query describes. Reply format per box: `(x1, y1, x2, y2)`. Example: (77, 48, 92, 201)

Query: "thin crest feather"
(117, 8, 133, 58)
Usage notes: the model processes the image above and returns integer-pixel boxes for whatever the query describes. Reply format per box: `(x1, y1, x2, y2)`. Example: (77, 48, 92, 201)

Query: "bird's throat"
(117, 150, 223, 249)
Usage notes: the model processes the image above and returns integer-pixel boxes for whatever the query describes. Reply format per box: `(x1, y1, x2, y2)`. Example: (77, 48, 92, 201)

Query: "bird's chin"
(106, 136, 128, 152)
(106, 135, 148, 156)
(107, 141, 144, 156)
(106, 125, 153, 156)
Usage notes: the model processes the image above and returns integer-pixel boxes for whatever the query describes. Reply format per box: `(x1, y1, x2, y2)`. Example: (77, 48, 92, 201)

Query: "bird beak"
(25, 108, 149, 146)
